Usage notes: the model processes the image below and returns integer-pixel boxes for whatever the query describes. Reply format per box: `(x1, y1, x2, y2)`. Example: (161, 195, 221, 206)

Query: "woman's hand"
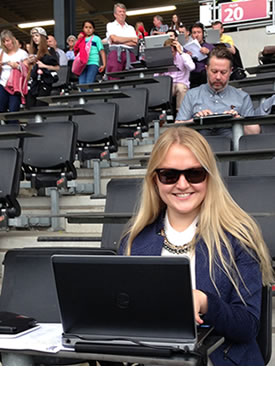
(8, 61, 19, 69)
(27, 55, 37, 65)
(193, 289, 208, 324)
(36, 60, 47, 69)
(98, 65, 105, 73)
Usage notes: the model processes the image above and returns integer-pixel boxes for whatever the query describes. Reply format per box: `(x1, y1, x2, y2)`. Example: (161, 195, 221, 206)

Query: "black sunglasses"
(155, 167, 207, 184)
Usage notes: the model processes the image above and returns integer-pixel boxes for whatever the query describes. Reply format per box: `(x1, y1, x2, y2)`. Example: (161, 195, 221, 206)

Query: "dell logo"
(116, 292, 130, 309)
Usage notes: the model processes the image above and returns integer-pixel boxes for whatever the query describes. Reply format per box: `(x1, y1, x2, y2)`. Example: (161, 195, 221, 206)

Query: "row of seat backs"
(52, 88, 149, 146)
(0, 90, 148, 216)
(100, 173, 275, 265)
(89, 76, 173, 120)
(238, 133, 275, 176)
(203, 133, 275, 177)
(0, 247, 116, 323)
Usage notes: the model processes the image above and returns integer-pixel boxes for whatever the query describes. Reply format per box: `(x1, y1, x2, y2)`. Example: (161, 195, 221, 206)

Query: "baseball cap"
(30, 27, 47, 37)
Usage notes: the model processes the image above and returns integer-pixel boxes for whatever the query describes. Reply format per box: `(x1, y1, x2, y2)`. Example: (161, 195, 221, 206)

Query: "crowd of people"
(0, 2, 246, 115)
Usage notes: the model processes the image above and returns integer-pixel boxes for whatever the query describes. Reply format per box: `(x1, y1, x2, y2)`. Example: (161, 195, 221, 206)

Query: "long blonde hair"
(0, 30, 18, 53)
(124, 126, 274, 290)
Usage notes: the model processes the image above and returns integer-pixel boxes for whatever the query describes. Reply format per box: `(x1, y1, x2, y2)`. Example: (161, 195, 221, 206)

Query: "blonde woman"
(119, 126, 274, 365)
(0, 30, 28, 113)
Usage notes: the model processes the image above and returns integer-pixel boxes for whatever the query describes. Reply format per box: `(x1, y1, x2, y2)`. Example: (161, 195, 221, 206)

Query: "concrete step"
(0, 140, 152, 275)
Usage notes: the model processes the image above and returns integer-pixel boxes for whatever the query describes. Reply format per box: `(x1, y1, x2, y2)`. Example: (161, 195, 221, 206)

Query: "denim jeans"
(0, 84, 21, 113)
(79, 64, 99, 85)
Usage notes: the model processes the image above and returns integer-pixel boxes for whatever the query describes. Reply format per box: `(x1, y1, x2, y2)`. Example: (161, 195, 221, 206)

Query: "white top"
(106, 20, 137, 49)
(0, 48, 28, 87)
(161, 213, 198, 289)
(56, 48, 68, 66)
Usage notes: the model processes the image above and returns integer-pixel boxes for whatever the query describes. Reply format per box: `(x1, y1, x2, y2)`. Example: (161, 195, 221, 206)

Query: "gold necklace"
(160, 228, 193, 255)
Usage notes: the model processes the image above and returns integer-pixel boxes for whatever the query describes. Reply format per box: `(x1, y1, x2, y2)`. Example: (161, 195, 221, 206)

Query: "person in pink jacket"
(161, 38, 195, 113)
(74, 20, 106, 84)
(0, 30, 28, 113)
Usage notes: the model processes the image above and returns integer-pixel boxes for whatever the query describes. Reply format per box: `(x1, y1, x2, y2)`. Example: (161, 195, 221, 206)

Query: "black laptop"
(144, 47, 174, 68)
(52, 255, 211, 355)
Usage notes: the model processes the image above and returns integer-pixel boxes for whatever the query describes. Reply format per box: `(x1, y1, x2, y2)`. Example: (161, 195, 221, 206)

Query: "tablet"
(193, 113, 234, 124)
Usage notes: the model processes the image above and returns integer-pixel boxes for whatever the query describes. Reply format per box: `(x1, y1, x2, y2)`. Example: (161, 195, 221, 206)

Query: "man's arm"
(175, 90, 196, 122)
(240, 92, 261, 135)
(244, 124, 261, 135)
(109, 35, 138, 46)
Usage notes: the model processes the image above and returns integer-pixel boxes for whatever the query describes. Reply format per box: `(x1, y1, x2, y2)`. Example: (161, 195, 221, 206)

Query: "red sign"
(220, 0, 268, 24)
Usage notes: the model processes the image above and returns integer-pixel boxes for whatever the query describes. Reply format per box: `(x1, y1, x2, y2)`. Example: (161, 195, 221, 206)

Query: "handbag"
(230, 67, 247, 81)
(72, 36, 93, 76)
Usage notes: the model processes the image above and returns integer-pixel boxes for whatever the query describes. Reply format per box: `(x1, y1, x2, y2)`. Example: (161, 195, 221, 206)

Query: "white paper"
(184, 39, 207, 62)
(0, 323, 65, 353)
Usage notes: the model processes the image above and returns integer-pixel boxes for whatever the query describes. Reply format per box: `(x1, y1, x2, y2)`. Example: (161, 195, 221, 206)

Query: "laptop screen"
(144, 34, 170, 49)
(144, 47, 174, 68)
(205, 28, 220, 44)
(52, 255, 197, 347)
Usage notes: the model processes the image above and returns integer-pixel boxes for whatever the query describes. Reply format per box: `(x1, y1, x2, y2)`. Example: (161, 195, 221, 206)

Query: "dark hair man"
(176, 47, 260, 136)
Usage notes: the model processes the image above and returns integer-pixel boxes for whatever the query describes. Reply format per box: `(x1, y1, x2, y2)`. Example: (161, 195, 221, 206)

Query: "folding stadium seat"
(0, 123, 22, 149)
(22, 121, 78, 230)
(224, 175, 275, 259)
(65, 177, 143, 252)
(238, 134, 275, 176)
(111, 87, 149, 155)
(136, 76, 173, 141)
(0, 147, 22, 226)
(72, 102, 119, 197)
(50, 65, 70, 95)
(0, 247, 115, 365)
(111, 87, 149, 158)
(204, 135, 232, 177)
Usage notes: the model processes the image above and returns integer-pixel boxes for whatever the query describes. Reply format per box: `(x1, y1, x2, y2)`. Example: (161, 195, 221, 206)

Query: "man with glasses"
(176, 46, 260, 137)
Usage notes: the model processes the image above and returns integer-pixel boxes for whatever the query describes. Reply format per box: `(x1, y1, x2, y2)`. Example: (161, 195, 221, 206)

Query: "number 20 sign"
(221, 0, 268, 24)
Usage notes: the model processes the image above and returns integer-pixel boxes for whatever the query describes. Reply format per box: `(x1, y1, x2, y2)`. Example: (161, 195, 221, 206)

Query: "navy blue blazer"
(119, 215, 264, 366)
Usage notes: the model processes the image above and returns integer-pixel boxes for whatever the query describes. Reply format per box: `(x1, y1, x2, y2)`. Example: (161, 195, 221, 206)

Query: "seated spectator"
(47, 34, 68, 66)
(255, 95, 275, 116)
(65, 35, 76, 60)
(118, 125, 273, 366)
(187, 22, 215, 88)
(211, 21, 245, 81)
(211, 21, 235, 54)
(150, 15, 169, 35)
(160, 38, 195, 113)
(169, 14, 181, 33)
(106, 3, 137, 79)
(135, 22, 148, 39)
(176, 47, 260, 137)
(166, 29, 178, 40)
(178, 23, 190, 43)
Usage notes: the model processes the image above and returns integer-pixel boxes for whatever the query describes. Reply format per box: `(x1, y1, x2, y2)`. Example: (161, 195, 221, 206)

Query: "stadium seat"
(72, 102, 119, 197)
